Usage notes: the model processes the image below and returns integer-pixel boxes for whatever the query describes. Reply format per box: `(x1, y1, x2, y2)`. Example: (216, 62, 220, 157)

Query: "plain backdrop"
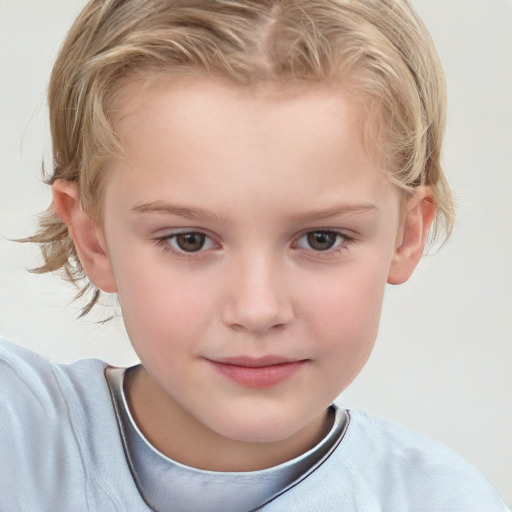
(0, 0, 511, 504)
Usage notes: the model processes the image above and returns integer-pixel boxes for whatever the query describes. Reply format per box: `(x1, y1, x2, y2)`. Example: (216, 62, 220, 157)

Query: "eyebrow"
(131, 201, 227, 222)
(290, 203, 378, 223)
(132, 200, 377, 223)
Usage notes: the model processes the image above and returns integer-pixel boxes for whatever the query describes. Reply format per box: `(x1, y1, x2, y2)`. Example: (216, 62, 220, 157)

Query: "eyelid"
(154, 228, 354, 257)
(293, 229, 353, 253)
(156, 229, 221, 255)
(156, 227, 219, 242)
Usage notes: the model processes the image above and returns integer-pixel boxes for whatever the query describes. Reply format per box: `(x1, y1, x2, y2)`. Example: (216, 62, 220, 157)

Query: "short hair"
(28, 0, 454, 314)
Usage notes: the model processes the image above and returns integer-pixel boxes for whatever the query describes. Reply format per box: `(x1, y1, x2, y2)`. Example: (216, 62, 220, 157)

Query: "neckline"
(106, 365, 349, 512)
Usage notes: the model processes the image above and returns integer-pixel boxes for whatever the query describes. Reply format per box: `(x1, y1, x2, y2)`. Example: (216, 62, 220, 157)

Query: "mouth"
(206, 356, 308, 388)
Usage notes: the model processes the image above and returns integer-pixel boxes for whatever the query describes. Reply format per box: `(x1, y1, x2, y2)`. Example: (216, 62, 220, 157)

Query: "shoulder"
(0, 337, 109, 419)
(337, 409, 508, 510)
(0, 337, 145, 510)
(263, 408, 509, 511)
(0, 337, 110, 480)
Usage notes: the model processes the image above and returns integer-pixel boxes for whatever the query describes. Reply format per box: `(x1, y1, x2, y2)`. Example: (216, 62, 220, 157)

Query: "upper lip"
(207, 356, 305, 368)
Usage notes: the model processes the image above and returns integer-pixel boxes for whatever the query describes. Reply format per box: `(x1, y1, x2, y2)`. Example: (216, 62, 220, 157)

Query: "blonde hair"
(29, 0, 454, 314)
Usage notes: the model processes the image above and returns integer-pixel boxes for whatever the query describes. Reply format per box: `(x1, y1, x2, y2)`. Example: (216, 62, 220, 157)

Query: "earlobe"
(387, 187, 436, 285)
(52, 180, 118, 293)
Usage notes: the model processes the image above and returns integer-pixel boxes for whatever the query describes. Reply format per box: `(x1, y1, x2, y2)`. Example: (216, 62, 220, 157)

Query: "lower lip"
(208, 360, 307, 388)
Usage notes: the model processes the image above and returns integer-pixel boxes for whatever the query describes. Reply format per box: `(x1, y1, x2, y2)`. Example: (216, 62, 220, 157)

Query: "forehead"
(113, 73, 372, 162)
(102, 75, 399, 223)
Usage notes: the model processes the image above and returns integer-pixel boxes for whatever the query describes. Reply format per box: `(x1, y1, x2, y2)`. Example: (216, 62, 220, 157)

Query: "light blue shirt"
(1, 338, 508, 512)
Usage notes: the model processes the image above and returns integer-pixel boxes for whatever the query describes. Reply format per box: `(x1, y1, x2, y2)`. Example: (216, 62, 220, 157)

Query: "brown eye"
(306, 231, 339, 251)
(175, 233, 206, 252)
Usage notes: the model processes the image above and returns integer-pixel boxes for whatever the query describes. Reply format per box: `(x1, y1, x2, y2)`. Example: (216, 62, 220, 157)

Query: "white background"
(0, 0, 511, 504)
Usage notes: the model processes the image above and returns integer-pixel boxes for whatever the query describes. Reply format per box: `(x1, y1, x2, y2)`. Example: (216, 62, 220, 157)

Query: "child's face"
(95, 77, 411, 445)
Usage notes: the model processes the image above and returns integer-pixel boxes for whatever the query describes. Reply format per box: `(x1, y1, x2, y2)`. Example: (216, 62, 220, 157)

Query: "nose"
(221, 254, 294, 334)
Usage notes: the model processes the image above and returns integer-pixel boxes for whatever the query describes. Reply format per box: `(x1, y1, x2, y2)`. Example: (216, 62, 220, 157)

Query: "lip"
(206, 356, 308, 388)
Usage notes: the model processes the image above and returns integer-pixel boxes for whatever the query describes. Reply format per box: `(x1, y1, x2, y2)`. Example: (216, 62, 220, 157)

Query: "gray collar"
(106, 366, 348, 512)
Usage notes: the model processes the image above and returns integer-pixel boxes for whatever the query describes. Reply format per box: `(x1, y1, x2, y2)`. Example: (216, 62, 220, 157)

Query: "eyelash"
(155, 229, 353, 258)
(155, 231, 218, 257)
(294, 230, 352, 257)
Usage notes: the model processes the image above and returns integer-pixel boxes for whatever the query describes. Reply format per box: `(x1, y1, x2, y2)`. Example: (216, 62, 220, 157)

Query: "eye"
(164, 232, 216, 253)
(296, 230, 346, 251)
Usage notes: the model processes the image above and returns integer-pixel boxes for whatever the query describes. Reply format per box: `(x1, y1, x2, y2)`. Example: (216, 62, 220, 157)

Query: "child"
(0, 0, 509, 510)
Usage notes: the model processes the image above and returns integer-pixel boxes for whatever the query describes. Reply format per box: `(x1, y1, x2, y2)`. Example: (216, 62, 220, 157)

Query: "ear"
(387, 186, 436, 285)
(52, 180, 118, 293)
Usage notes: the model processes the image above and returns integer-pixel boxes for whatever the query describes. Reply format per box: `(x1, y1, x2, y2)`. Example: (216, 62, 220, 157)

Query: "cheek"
(303, 260, 388, 360)
(312, 289, 383, 398)
(113, 258, 215, 353)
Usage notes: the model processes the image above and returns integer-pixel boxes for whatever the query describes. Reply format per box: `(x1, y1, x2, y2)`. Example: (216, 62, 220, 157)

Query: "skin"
(53, 77, 434, 472)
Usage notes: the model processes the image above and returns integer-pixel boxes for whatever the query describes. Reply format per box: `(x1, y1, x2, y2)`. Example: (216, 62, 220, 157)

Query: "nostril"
(221, 298, 294, 335)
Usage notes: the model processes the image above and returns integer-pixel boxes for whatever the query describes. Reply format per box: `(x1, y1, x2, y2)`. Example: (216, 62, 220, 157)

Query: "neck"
(124, 366, 332, 472)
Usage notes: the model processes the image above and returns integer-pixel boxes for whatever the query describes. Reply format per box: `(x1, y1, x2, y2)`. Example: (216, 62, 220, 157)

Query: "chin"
(211, 408, 308, 445)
